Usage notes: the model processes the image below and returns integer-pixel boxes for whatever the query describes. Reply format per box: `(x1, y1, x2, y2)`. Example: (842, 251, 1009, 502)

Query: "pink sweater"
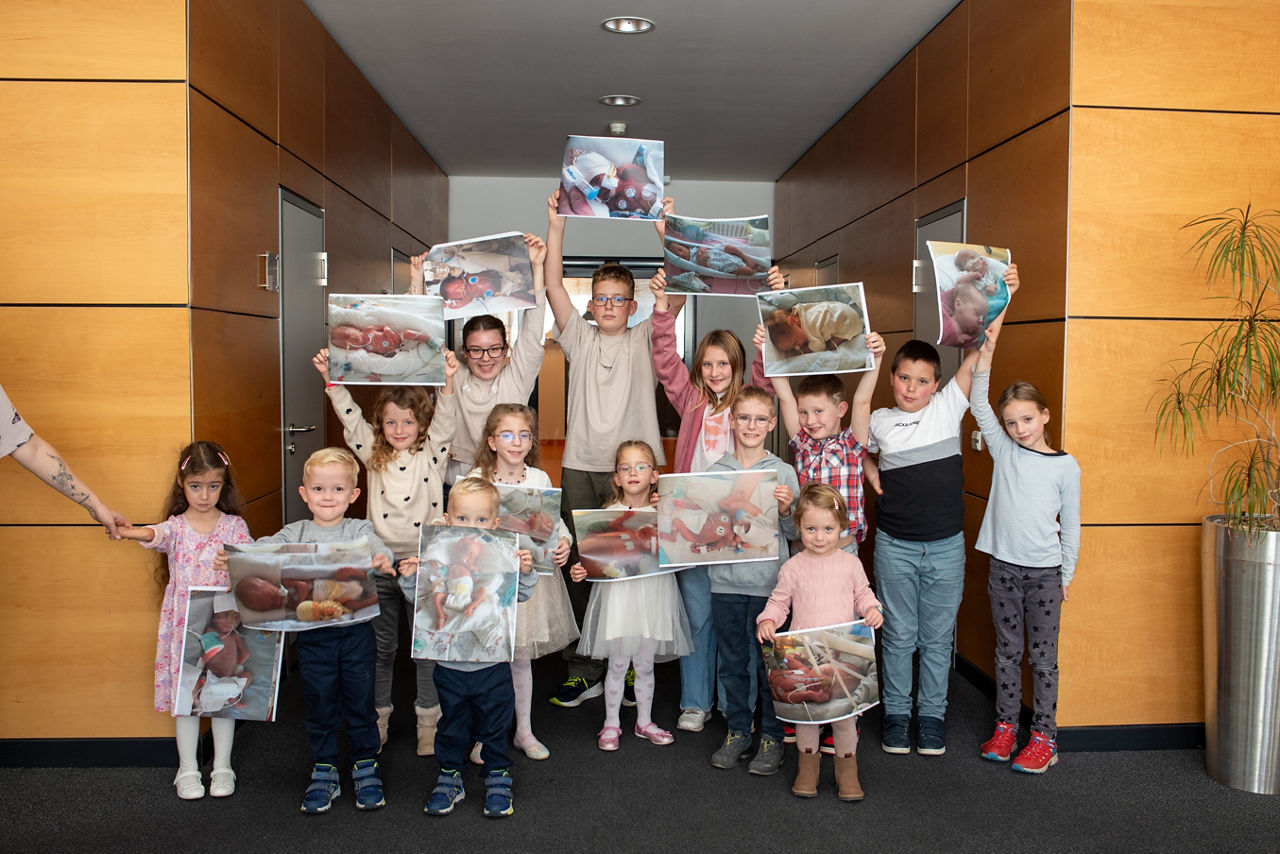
(650, 306, 770, 473)
(757, 550, 881, 632)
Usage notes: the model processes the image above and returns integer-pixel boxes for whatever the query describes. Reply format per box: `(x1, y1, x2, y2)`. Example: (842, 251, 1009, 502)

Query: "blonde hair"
(689, 329, 748, 414)
(732, 385, 776, 417)
(592, 262, 636, 298)
(794, 482, 849, 531)
(368, 387, 435, 471)
(472, 404, 540, 480)
(447, 477, 500, 518)
(609, 440, 658, 506)
(303, 447, 360, 486)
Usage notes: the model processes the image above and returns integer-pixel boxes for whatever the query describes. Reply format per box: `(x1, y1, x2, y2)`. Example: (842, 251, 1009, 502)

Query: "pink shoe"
(597, 726, 622, 751)
(634, 722, 674, 746)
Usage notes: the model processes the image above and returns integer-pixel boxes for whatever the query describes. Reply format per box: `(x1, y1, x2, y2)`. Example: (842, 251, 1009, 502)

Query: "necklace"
(493, 465, 527, 484)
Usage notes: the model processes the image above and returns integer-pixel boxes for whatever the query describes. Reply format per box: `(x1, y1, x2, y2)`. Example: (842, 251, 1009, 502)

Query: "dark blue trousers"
(295, 621, 380, 765)
(433, 662, 514, 774)
(711, 593, 784, 740)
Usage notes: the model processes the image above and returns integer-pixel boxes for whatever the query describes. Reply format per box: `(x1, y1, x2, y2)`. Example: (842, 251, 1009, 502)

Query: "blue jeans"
(874, 529, 965, 719)
(677, 566, 717, 712)
(711, 593, 778, 739)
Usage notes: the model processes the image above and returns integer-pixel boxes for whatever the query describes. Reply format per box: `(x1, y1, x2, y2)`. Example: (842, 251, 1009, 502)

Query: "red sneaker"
(782, 723, 797, 744)
(979, 721, 1017, 762)
(1011, 731, 1058, 773)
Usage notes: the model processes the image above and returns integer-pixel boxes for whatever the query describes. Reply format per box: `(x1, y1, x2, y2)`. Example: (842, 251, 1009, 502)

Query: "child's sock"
(175, 715, 201, 774)
(832, 717, 859, 756)
(603, 652, 628, 729)
(632, 641, 658, 729)
(210, 716, 235, 771)
(511, 657, 534, 739)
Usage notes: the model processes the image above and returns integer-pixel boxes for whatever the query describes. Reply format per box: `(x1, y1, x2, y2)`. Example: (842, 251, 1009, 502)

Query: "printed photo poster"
(762, 620, 880, 725)
(412, 525, 519, 663)
(226, 538, 380, 632)
(656, 470, 779, 567)
(926, 241, 1011, 350)
(758, 282, 874, 377)
(423, 231, 537, 321)
(495, 483, 562, 577)
(662, 213, 772, 296)
(558, 135, 664, 220)
(571, 508, 664, 582)
(174, 587, 284, 721)
(327, 293, 446, 385)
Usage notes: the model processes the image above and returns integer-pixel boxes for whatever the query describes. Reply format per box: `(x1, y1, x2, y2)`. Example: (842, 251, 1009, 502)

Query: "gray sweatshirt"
(705, 451, 800, 597)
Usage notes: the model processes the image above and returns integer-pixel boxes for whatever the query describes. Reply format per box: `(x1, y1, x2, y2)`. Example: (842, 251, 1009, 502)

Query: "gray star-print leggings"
(988, 558, 1063, 738)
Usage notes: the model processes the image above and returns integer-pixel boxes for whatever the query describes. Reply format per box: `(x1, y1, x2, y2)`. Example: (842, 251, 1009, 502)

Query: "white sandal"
(209, 768, 236, 798)
(174, 769, 205, 800)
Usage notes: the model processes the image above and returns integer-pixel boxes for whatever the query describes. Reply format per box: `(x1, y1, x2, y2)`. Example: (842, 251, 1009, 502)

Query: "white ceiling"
(305, 0, 958, 181)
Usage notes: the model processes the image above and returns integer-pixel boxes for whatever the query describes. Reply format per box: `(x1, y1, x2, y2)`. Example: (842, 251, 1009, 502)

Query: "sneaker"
(352, 758, 386, 810)
(980, 721, 1018, 762)
(747, 735, 784, 776)
(622, 667, 637, 707)
(710, 732, 753, 769)
(677, 708, 710, 732)
(820, 730, 835, 755)
(782, 723, 797, 744)
(1012, 731, 1059, 774)
(174, 769, 204, 800)
(550, 676, 603, 708)
(483, 769, 514, 818)
(209, 768, 236, 798)
(424, 769, 465, 816)
(881, 714, 911, 754)
(917, 716, 947, 756)
(300, 763, 341, 814)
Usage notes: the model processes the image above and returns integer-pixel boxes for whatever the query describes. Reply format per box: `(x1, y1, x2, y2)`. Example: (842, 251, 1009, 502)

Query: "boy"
(418, 477, 536, 819)
(705, 386, 798, 776)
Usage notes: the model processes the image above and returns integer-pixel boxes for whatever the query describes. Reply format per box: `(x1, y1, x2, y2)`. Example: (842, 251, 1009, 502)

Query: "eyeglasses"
(494, 431, 533, 443)
(591, 295, 632, 306)
(464, 344, 507, 359)
(615, 462, 653, 474)
(735, 415, 773, 427)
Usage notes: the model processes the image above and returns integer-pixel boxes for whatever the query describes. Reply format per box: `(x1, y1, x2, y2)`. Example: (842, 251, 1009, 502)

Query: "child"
(756, 484, 884, 801)
(568, 441, 692, 750)
(765, 301, 865, 356)
(971, 305, 1080, 774)
(421, 477, 536, 819)
(313, 347, 458, 757)
(466, 403, 578, 760)
(866, 263, 1020, 757)
(706, 387, 798, 775)
(118, 441, 252, 800)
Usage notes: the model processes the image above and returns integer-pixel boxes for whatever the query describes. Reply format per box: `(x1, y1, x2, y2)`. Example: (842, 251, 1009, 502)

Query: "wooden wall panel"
(916, 2, 968, 185)
(0, 528, 172, 738)
(773, 172, 793, 259)
(0, 307, 190, 525)
(1073, 0, 1280, 113)
(0, 0, 185, 80)
(191, 309, 281, 505)
(392, 226, 428, 260)
(914, 164, 965, 219)
(324, 34, 391, 217)
(190, 0, 279, 139)
(1068, 109, 1280, 318)
(279, 0, 325, 170)
(424, 155, 450, 248)
(0, 82, 186, 305)
(242, 491, 284, 539)
(840, 54, 917, 225)
(190, 91, 280, 317)
(967, 113, 1069, 322)
(968, 0, 1070, 157)
(955, 494, 998, 674)
(325, 181, 393, 294)
(838, 196, 915, 335)
(392, 117, 433, 244)
(785, 147, 825, 254)
(280, 149, 324, 207)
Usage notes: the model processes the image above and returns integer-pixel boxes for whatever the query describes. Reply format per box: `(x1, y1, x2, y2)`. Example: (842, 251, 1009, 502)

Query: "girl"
(466, 403, 578, 760)
(649, 264, 779, 733)
(970, 321, 1080, 774)
(312, 347, 459, 756)
(569, 441, 692, 750)
(756, 484, 883, 801)
(118, 441, 252, 800)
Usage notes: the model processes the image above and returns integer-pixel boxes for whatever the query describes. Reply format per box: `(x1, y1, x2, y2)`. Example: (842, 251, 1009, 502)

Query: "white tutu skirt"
(577, 572, 692, 661)
(514, 569, 580, 660)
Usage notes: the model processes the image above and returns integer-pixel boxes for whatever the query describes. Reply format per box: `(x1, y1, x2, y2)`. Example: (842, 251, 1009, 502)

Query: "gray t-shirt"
(257, 516, 394, 563)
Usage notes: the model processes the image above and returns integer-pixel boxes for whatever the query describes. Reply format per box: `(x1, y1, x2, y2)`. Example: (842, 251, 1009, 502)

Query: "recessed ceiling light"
(601, 16, 655, 34)
(599, 94, 642, 107)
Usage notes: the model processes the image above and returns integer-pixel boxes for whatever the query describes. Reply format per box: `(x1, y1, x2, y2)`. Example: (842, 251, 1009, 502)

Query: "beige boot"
(833, 753, 864, 801)
(416, 704, 441, 756)
(791, 748, 820, 798)
(375, 705, 393, 749)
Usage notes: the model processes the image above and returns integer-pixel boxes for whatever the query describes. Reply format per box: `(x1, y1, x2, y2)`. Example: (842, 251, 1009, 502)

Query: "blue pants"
(677, 566, 718, 712)
(295, 621, 380, 765)
(433, 662, 514, 774)
(874, 529, 965, 719)
(711, 593, 779, 739)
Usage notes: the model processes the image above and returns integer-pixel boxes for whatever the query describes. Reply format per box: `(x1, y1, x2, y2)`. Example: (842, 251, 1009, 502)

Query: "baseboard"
(0, 737, 184, 767)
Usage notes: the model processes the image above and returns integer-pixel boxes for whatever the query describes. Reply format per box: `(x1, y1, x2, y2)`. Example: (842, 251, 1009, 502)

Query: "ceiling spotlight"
(599, 94, 641, 107)
(601, 16, 655, 34)
(609, 122, 627, 136)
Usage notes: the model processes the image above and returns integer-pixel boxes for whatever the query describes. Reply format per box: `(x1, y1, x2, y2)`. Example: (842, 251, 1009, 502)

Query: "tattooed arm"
(9, 434, 130, 538)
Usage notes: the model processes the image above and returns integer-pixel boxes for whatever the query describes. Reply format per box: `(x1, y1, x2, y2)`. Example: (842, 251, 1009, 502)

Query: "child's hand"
(654, 197, 674, 237)
(1003, 263, 1019, 296)
(1062, 584, 1070, 603)
(371, 553, 394, 576)
(862, 606, 884, 629)
(752, 323, 767, 351)
(863, 457, 882, 495)
(525, 233, 547, 267)
(213, 547, 228, 572)
(312, 349, 331, 382)
(397, 556, 420, 578)
(649, 268, 669, 312)
(547, 189, 566, 230)
(516, 549, 533, 574)
(774, 484, 794, 516)
(118, 526, 155, 543)
(569, 563, 587, 583)
(409, 252, 429, 295)
(766, 266, 785, 290)
(864, 332, 885, 361)
(756, 618, 776, 643)
(552, 536, 571, 568)
(443, 348, 460, 380)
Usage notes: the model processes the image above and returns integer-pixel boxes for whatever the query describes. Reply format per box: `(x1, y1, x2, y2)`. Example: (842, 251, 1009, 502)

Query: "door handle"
(287, 424, 317, 434)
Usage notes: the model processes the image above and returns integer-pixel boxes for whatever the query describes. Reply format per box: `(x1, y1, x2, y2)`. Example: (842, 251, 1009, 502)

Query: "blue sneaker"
(917, 716, 947, 756)
(881, 714, 911, 754)
(352, 758, 386, 810)
(483, 769, 514, 818)
(300, 763, 340, 814)
(424, 769, 465, 816)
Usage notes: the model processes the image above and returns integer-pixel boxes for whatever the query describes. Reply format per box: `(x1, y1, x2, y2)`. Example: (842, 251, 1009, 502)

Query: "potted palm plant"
(1155, 204, 1280, 795)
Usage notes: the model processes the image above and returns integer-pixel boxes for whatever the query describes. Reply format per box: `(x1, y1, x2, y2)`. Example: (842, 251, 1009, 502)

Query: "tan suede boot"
(375, 705, 393, 748)
(791, 748, 820, 798)
(416, 704, 441, 756)
(833, 753, 864, 801)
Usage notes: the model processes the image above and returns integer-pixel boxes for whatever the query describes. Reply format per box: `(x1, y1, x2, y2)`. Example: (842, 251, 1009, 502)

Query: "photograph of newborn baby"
(421, 231, 538, 321)
(558, 135, 664, 220)
(657, 470, 779, 568)
(174, 588, 284, 720)
(926, 241, 1011, 349)
(226, 538, 380, 632)
(326, 293, 446, 385)
(495, 483, 562, 577)
(411, 525, 519, 663)
(572, 508, 663, 582)
(757, 282, 874, 377)
(662, 213, 772, 296)
(762, 620, 879, 725)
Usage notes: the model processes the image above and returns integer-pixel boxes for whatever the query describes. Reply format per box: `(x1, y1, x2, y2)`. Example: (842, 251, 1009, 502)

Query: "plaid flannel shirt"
(790, 427, 869, 542)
